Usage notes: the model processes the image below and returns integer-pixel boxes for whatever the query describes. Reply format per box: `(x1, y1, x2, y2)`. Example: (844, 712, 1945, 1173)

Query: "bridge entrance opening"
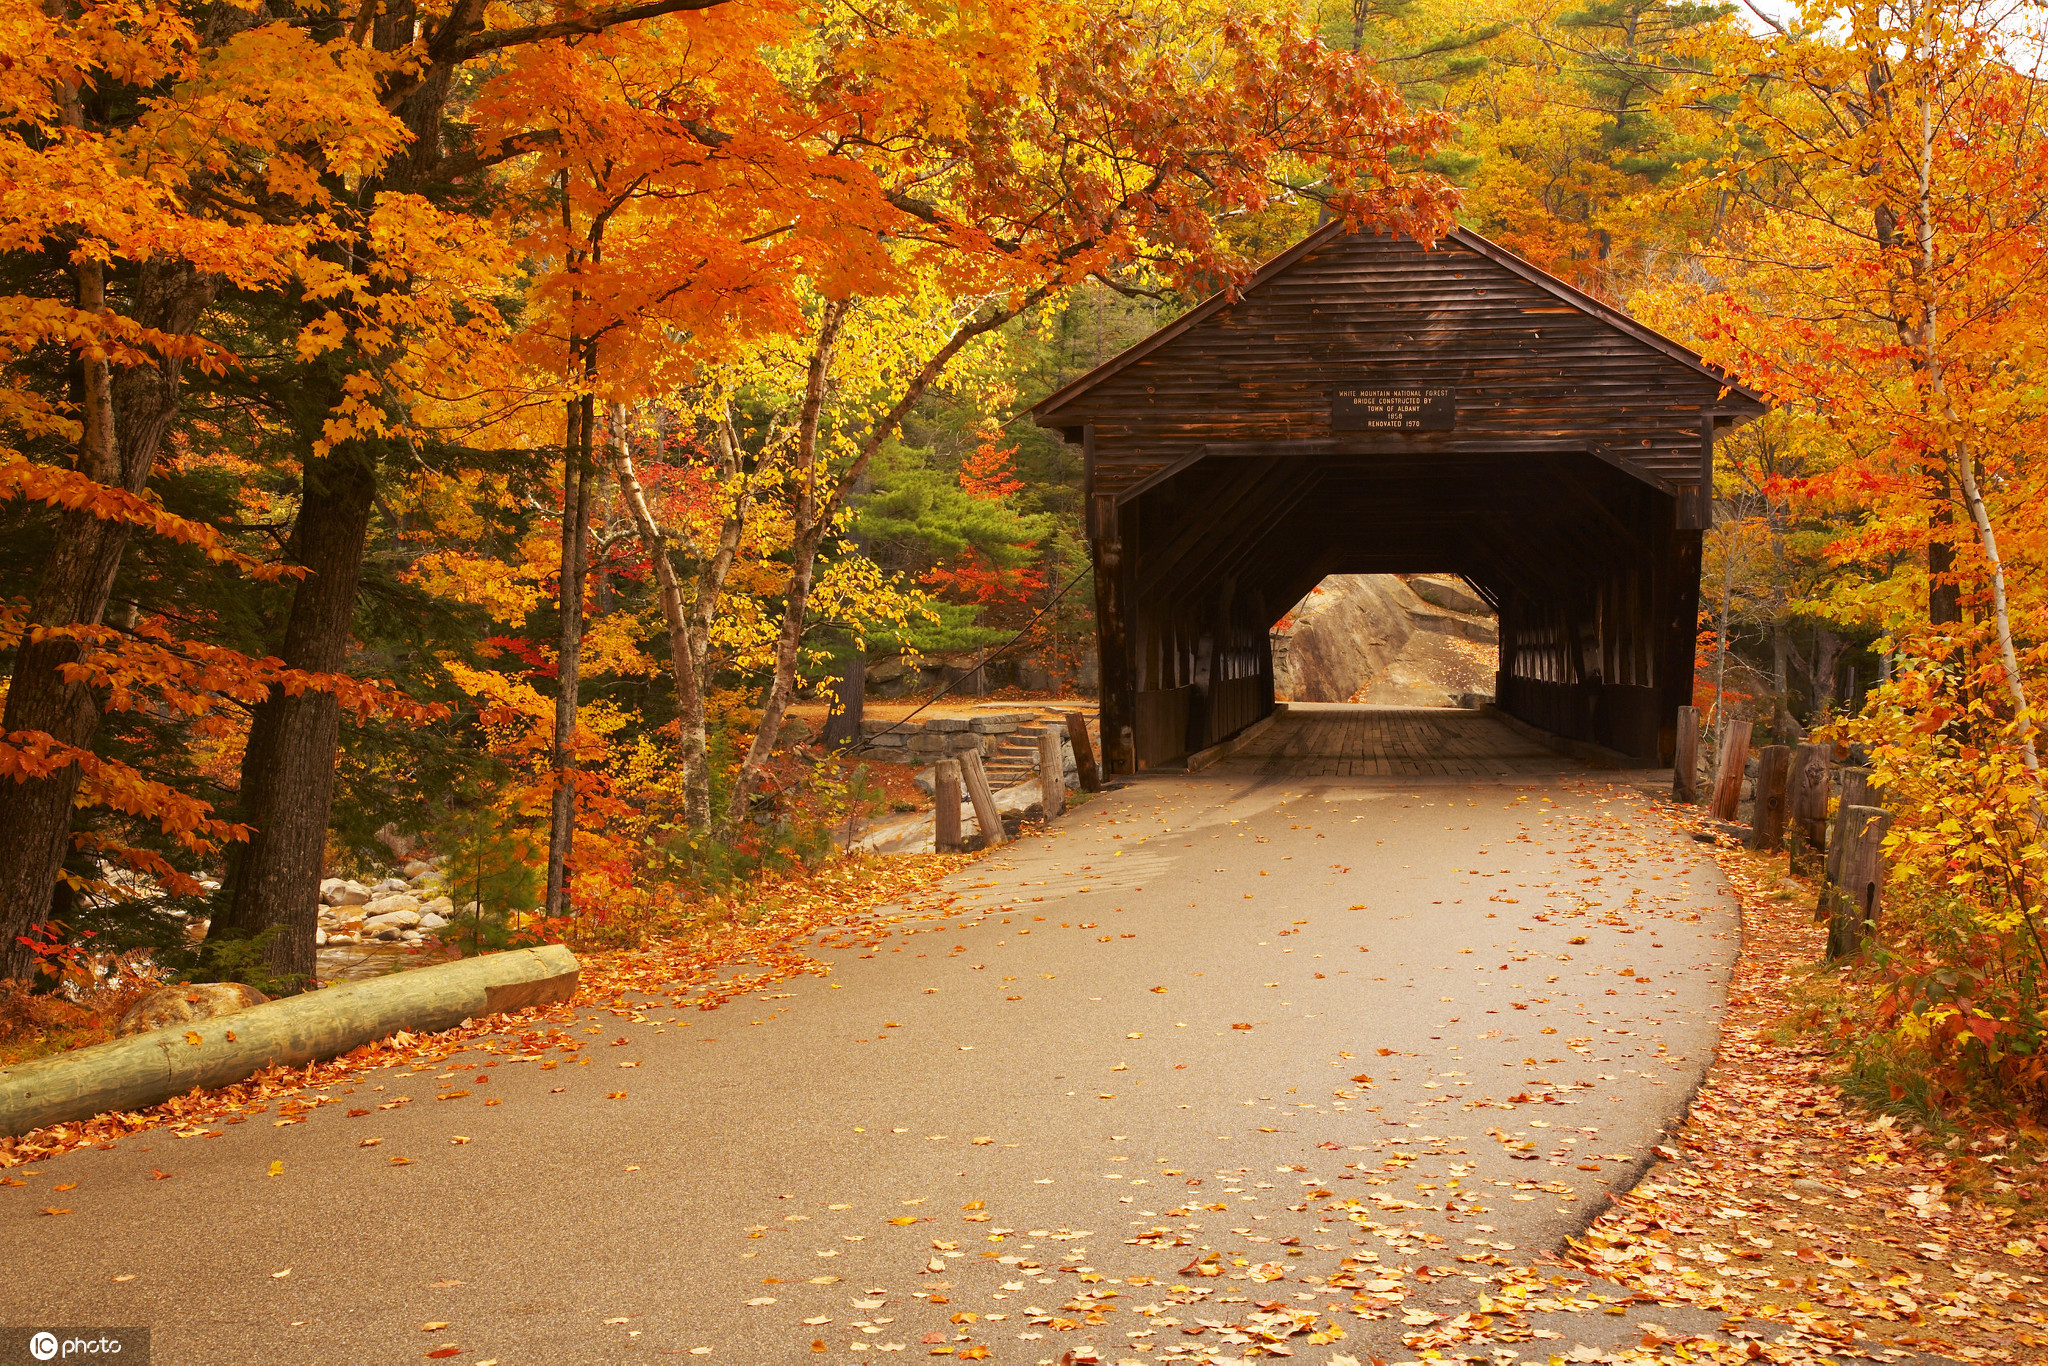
(1033, 223, 1765, 774)
(1271, 573, 1498, 708)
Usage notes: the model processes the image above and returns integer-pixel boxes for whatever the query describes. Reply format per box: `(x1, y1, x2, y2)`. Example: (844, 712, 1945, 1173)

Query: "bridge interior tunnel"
(1092, 446, 1699, 771)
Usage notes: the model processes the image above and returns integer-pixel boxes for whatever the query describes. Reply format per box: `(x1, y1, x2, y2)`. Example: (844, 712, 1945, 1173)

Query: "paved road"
(4, 708, 1749, 1366)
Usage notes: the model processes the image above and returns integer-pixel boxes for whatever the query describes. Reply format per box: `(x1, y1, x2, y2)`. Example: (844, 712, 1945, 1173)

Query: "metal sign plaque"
(1331, 384, 1457, 431)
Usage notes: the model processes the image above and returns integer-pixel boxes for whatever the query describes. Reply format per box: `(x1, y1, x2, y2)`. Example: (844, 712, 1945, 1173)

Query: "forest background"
(5, 0, 2048, 1120)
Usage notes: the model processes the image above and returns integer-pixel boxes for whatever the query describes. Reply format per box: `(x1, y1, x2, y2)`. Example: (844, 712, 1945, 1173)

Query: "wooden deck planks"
(1227, 706, 1569, 779)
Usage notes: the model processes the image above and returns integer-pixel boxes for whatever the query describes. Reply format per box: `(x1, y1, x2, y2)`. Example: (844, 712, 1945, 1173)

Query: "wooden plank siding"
(1034, 224, 1763, 772)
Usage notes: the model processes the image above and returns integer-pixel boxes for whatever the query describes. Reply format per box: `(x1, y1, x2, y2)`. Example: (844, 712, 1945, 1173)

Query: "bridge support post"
(1092, 492, 1137, 775)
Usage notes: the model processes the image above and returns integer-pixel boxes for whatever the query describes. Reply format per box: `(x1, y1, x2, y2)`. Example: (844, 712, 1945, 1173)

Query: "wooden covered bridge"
(1033, 223, 1766, 775)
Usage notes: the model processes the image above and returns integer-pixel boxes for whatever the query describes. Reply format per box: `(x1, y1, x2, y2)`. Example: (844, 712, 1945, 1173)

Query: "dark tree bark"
(545, 391, 596, 916)
(0, 262, 215, 980)
(1929, 505, 1962, 624)
(209, 446, 379, 985)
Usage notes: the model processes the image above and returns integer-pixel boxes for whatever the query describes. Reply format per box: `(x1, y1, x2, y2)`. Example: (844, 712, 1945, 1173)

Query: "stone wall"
(864, 650, 1099, 699)
(852, 712, 1036, 762)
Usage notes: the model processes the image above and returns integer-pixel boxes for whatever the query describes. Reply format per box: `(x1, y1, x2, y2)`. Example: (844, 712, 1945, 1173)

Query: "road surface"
(4, 707, 1754, 1366)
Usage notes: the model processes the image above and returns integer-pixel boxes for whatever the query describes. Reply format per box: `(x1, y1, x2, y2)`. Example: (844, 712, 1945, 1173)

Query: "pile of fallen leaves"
(1560, 809, 2048, 1363)
(0, 852, 969, 1169)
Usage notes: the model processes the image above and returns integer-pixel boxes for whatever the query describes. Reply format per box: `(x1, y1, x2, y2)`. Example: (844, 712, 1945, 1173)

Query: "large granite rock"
(1272, 574, 1499, 706)
(116, 982, 270, 1037)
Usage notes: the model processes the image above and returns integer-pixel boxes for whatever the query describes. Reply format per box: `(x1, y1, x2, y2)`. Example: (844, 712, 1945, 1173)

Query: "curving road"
(3, 707, 1756, 1366)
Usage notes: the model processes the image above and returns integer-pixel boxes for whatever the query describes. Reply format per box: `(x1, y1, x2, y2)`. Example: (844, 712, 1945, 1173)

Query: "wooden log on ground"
(1708, 718, 1752, 821)
(1673, 705, 1700, 803)
(960, 749, 1007, 848)
(1748, 745, 1791, 852)
(0, 945, 579, 1139)
(1826, 806, 1893, 959)
(1787, 742, 1830, 873)
(1038, 728, 1066, 819)
(1066, 712, 1102, 792)
(933, 759, 964, 853)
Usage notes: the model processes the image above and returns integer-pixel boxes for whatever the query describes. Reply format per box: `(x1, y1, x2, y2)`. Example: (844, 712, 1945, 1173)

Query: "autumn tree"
(0, 0, 745, 983)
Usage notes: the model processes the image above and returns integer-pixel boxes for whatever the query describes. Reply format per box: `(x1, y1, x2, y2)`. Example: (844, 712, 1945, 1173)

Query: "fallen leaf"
(184, 1031, 202, 1046)
(746, 1296, 777, 1306)
(53, 1182, 76, 1192)
(421, 1322, 451, 1331)
(40, 1207, 70, 1216)
(272, 1269, 292, 1278)
(267, 1161, 283, 1177)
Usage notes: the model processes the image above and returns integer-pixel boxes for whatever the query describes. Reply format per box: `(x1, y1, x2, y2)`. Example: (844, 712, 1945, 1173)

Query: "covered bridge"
(1032, 222, 1766, 774)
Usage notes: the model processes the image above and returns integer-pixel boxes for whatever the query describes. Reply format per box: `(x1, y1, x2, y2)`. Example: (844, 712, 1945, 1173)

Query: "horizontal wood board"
(1036, 229, 1762, 502)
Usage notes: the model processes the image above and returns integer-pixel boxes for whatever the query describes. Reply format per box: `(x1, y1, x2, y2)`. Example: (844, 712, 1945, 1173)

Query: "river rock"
(322, 879, 370, 907)
(400, 860, 435, 879)
(371, 877, 410, 895)
(419, 911, 450, 930)
(115, 982, 270, 1037)
(364, 907, 422, 931)
(361, 893, 420, 918)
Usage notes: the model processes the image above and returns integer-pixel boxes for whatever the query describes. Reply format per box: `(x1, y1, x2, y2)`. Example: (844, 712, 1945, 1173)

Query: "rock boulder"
(116, 982, 270, 1038)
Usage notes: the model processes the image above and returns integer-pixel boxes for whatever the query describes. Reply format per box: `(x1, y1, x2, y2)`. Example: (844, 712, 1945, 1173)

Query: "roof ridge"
(1030, 222, 1763, 420)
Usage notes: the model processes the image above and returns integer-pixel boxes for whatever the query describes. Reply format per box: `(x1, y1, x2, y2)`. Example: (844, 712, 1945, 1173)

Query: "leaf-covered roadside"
(0, 853, 969, 1169)
(1560, 813, 2048, 1364)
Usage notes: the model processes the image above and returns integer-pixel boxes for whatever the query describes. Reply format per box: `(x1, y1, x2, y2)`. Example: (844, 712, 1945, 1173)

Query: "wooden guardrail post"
(1038, 727, 1066, 819)
(933, 759, 964, 853)
(1709, 718, 1752, 821)
(1066, 712, 1102, 792)
(1826, 805, 1892, 958)
(1787, 742, 1830, 874)
(1748, 745, 1791, 851)
(1673, 705, 1700, 803)
(1819, 765, 1872, 921)
(960, 749, 1007, 848)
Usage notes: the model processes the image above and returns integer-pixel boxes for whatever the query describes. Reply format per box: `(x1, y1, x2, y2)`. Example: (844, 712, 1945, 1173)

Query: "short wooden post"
(1821, 767, 1872, 881)
(1787, 743, 1830, 873)
(1065, 712, 1102, 792)
(933, 759, 963, 853)
(1748, 745, 1791, 851)
(1673, 705, 1701, 803)
(1038, 728, 1066, 819)
(1709, 718, 1753, 821)
(959, 749, 1006, 848)
(1826, 805, 1892, 959)
(1819, 766, 1873, 923)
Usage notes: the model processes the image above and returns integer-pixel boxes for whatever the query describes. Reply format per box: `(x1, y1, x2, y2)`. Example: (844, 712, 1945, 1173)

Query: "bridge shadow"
(1216, 702, 1581, 779)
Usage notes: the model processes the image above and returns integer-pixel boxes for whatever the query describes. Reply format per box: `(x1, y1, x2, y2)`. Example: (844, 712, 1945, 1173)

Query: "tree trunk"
(0, 261, 215, 980)
(210, 446, 379, 986)
(721, 301, 849, 833)
(719, 295, 1031, 830)
(609, 412, 715, 829)
(1954, 445, 2043, 786)
(545, 390, 596, 916)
